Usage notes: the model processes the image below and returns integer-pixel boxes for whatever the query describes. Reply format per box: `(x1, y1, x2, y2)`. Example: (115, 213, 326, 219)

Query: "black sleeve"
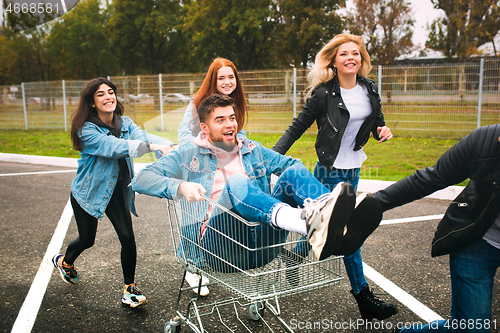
(373, 129, 475, 211)
(369, 80, 385, 140)
(273, 89, 322, 154)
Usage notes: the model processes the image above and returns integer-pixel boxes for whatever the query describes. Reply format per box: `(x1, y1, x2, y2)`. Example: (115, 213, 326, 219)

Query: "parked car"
(1, 94, 16, 102)
(128, 93, 151, 102)
(27, 97, 47, 104)
(164, 93, 190, 103)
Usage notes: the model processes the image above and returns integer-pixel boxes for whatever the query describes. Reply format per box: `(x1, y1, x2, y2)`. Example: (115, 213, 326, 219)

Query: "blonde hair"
(306, 34, 372, 96)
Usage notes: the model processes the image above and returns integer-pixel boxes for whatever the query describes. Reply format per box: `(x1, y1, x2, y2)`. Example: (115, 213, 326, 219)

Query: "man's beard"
(212, 140, 236, 152)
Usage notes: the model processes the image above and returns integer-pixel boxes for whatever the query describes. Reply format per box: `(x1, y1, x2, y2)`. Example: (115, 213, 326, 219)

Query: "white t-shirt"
(333, 83, 372, 169)
(483, 212, 500, 250)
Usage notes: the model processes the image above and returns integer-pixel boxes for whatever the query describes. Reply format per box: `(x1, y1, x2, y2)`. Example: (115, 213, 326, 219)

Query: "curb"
(0, 153, 462, 200)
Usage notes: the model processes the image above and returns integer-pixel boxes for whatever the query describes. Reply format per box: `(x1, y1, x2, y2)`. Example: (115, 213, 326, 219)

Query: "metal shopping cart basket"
(164, 194, 344, 333)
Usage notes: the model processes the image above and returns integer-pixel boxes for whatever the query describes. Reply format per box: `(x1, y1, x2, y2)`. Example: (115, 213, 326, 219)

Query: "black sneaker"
(52, 254, 80, 284)
(339, 193, 383, 256)
(303, 183, 356, 260)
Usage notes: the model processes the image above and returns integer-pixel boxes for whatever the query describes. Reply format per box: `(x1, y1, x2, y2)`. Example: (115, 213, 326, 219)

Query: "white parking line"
(381, 214, 444, 225)
(11, 199, 73, 333)
(0, 170, 76, 177)
(364, 263, 444, 323)
(365, 214, 446, 324)
(10, 202, 446, 331)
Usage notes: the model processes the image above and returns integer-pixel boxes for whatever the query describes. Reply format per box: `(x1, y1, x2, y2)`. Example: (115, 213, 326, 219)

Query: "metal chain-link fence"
(1, 58, 499, 139)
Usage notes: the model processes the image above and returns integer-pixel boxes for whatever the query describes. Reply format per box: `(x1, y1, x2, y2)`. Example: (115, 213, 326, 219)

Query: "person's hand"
(377, 126, 393, 143)
(177, 181, 206, 202)
(150, 143, 175, 156)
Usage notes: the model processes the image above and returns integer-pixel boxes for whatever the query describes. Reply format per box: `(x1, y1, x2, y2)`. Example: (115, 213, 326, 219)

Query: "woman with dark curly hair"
(53, 77, 177, 308)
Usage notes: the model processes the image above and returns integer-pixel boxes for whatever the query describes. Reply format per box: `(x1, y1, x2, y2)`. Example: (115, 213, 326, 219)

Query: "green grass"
(0, 128, 466, 185)
(3, 100, 499, 139)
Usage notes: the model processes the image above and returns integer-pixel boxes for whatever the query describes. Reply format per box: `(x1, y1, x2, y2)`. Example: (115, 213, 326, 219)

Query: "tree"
(272, 0, 345, 69)
(345, 0, 415, 64)
(427, 0, 500, 59)
(0, 25, 54, 84)
(4, 2, 56, 33)
(181, 0, 276, 71)
(1, 0, 57, 84)
(0, 33, 33, 85)
(108, 0, 184, 74)
(47, 0, 118, 79)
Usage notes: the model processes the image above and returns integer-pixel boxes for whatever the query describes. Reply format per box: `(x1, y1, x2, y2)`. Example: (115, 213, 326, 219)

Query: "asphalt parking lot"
(1, 155, 499, 333)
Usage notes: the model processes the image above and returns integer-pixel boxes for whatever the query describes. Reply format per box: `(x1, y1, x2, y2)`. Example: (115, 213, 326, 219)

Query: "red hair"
(193, 58, 247, 132)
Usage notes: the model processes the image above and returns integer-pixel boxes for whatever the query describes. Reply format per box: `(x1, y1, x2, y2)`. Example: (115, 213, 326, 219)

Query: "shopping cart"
(164, 194, 344, 333)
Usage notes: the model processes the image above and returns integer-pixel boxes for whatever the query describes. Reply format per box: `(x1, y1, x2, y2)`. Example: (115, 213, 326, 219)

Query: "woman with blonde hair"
(273, 34, 396, 320)
(178, 57, 248, 145)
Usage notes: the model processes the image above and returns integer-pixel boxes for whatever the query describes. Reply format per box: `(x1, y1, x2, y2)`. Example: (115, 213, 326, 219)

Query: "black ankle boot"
(351, 285, 399, 320)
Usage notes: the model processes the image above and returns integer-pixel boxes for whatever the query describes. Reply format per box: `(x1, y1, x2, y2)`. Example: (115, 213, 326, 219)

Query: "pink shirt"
(193, 133, 248, 237)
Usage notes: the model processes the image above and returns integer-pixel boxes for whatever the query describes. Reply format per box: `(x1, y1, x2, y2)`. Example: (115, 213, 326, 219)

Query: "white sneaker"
(302, 182, 356, 260)
(185, 271, 210, 296)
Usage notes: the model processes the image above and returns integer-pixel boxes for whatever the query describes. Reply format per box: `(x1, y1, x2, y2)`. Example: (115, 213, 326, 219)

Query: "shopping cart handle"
(200, 194, 263, 227)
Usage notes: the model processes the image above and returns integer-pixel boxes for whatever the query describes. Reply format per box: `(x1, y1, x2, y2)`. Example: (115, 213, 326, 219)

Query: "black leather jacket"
(373, 124, 500, 257)
(273, 75, 386, 170)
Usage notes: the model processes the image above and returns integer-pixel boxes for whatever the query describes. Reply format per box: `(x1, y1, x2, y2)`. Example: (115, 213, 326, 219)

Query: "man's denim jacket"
(71, 116, 173, 219)
(132, 138, 301, 206)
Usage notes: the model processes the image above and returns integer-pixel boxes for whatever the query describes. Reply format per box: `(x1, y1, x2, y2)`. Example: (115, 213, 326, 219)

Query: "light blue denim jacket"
(178, 99, 247, 145)
(71, 116, 173, 219)
(132, 138, 301, 211)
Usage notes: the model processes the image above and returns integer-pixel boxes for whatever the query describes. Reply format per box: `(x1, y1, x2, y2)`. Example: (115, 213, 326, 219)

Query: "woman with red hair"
(178, 57, 248, 145)
(177, 58, 248, 295)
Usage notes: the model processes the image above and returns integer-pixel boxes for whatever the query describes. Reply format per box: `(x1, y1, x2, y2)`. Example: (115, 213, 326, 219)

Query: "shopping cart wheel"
(164, 317, 181, 333)
(248, 302, 264, 321)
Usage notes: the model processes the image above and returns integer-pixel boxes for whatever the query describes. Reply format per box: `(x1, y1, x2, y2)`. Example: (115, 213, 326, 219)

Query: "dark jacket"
(373, 124, 500, 257)
(273, 75, 386, 170)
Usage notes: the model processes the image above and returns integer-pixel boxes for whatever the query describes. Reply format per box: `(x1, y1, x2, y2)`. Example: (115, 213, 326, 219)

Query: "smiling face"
(200, 105, 237, 151)
(333, 41, 362, 77)
(216, 66, 237, 95)
(93, 83, 116, 115)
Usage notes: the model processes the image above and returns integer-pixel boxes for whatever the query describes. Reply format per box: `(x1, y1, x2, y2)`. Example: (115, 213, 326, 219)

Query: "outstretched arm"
(132, 151, 184, 199)
(273, 89, 321, 154)
(373, 130, 476, 211)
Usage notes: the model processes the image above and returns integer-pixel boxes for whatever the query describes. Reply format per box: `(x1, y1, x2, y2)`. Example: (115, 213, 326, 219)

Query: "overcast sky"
(343, 0, 443, 48)
(408, 0, 443, 47)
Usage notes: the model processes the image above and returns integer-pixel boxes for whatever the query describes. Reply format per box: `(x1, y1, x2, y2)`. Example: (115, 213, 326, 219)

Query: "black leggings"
(66, 184, 136, 285)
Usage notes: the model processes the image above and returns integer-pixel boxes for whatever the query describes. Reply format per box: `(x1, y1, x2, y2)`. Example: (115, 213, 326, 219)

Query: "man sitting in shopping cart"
(132, 93, 382, 287)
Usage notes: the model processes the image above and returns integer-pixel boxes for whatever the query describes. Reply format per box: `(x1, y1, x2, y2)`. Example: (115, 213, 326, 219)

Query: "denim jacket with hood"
(71, 115, 173, 219)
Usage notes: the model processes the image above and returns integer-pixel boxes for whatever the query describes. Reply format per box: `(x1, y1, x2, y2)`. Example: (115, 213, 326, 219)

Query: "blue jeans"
(400, 239, 500, 333)
(200, 163, 330, 272)
(314, 162, 367, 294)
